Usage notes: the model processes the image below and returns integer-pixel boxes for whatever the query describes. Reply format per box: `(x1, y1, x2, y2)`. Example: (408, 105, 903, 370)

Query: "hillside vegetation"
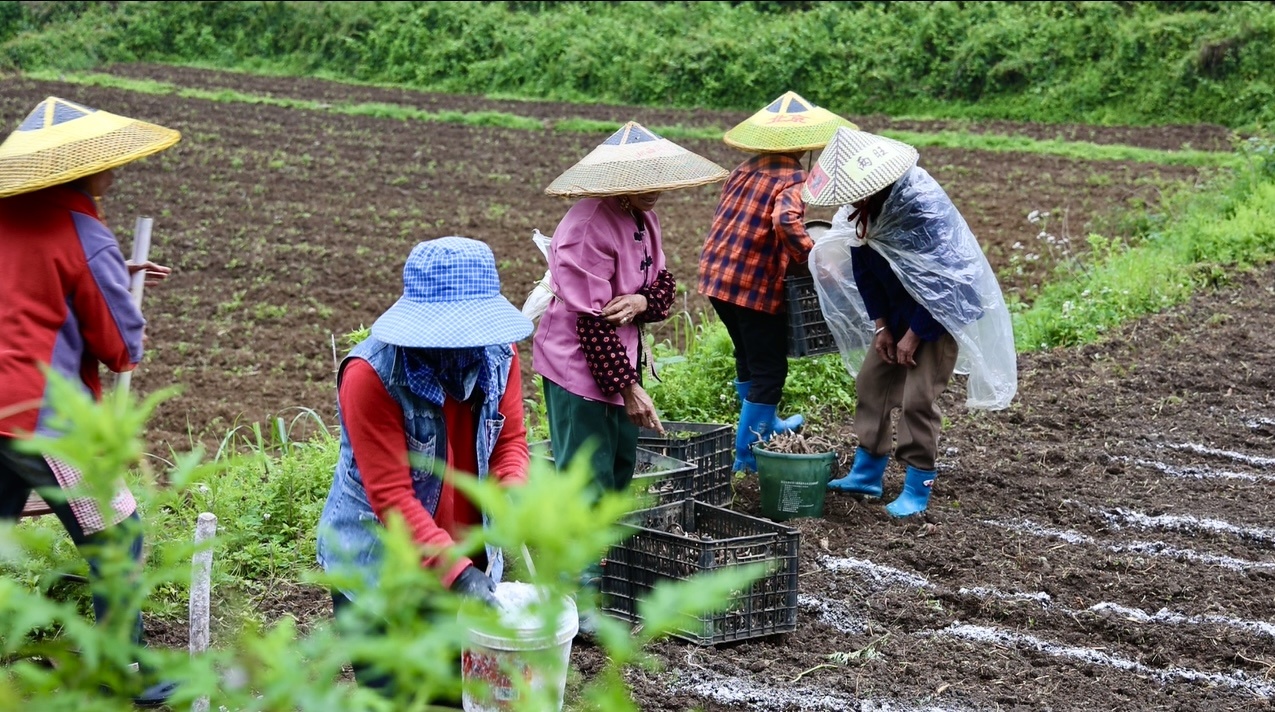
(2, 1, 1272, 128)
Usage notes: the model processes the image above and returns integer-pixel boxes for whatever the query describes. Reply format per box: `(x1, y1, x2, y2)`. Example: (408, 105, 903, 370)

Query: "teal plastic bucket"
(753, 445, 835, 521)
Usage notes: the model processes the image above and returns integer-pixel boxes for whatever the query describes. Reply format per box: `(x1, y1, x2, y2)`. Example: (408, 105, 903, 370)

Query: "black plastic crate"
(637, 422, 734, 506)
(784, 273, 838, 358)
(601, 499, 800, 646)
(528, 440, 695, 507)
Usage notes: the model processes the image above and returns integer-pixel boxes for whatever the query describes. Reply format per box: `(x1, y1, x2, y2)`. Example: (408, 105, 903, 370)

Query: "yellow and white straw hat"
(545, 121, 728, 198)
(0, 97, 181, 198)
(722, 91, 859, 153)
(801, 127, 919, 207)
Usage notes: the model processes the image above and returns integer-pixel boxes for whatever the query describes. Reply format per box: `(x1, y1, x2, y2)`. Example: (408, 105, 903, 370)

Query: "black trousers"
(710, 297, 790, 406)
(0, 437, 144, 644)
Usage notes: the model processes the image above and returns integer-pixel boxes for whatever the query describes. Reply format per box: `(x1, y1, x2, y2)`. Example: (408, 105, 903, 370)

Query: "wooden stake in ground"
(115, 216, 154, 396)
(190, 512, 217, 712)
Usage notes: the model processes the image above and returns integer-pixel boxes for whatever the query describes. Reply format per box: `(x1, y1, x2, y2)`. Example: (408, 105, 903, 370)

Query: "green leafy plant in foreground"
(0, 369, 765, 710)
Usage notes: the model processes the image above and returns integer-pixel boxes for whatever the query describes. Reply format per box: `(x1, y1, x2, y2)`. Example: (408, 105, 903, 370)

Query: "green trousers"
(542, 379, 638, 497)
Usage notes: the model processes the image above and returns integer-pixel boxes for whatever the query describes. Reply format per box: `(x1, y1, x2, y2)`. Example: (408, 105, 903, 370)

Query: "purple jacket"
(532, 197, 666, 406)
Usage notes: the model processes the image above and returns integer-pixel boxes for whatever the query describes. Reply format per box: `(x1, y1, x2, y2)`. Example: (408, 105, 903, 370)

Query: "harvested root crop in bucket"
(460, 582, 578, 712)
(755, 430, 839, 455)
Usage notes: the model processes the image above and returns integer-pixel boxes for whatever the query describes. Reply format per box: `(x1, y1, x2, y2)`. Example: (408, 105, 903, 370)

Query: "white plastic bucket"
(460, 582, 578, 712)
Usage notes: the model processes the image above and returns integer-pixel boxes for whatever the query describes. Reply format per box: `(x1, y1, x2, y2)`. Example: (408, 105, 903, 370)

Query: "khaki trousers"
(854, 332, 959, 471)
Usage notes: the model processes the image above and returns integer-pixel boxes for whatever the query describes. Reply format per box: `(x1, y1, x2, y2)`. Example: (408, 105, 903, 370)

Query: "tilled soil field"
(1, 70, 1212, 450)
(2, 67, 1265, 711)
(605, 265, 1275, 712)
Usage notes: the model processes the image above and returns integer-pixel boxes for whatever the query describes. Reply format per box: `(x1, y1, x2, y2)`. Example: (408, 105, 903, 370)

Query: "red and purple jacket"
(0, 185, 145, 437)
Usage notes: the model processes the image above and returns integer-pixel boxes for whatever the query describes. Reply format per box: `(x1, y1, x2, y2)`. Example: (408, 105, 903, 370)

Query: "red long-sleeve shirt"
(338, 350, 529, 587)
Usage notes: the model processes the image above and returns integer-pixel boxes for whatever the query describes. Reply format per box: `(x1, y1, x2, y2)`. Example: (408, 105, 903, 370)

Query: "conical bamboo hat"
(0, 97, 181, 198)
(545, 121, 728, 198)
(722, 91, 859, 153)
(802, 128, 919, 207)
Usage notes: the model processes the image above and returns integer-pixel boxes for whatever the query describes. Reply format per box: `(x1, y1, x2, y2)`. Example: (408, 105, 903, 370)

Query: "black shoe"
(132, 679, 179, 708)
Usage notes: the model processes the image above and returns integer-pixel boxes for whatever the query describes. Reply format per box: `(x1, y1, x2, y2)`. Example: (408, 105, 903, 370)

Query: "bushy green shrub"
(4, 1, 1275, 128)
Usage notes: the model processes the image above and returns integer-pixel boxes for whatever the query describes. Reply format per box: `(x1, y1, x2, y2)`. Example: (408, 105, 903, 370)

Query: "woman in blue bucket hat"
(316, 236, 534, 700)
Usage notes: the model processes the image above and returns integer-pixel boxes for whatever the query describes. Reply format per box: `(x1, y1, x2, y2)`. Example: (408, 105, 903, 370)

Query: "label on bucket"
(462, 648, 532, 709)
(780, 480, 812, 513)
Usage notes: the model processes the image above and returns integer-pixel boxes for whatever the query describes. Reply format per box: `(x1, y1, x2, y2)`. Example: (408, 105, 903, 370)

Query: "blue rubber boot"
(885, 465, 937, 518)
(733, 380, 804, 435)
(827, 447, 888, 497)
(733, 400, 775, 473)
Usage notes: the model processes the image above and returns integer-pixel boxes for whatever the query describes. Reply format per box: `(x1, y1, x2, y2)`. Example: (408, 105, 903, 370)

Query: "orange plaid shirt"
(697, 154, 814, 314)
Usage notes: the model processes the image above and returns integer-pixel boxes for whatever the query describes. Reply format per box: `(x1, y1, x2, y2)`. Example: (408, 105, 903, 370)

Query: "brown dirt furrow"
(99, 63, 1239, 152)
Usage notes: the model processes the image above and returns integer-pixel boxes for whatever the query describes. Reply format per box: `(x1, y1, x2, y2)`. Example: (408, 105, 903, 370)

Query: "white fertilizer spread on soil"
(1129, 457, 1273, 482)
(930, 623, 1275, 698)
(1089, 504, 1275, 546)
(798, 594, 871, 635)
(961, 586, 1275, 642)
(811, 540, 1275, 690)
(956, 587, 1052, 606)
(816, 538, 1275, 668)
(955, 586, 1275, 642)
(818, 555, 933, 590)
(983, 518, 1275, 571)
(1167, 442, 1275, 468)
(984, 519, 1095, 545)
(1089, 601, 1275, 640)
(672, 669, 975, 712)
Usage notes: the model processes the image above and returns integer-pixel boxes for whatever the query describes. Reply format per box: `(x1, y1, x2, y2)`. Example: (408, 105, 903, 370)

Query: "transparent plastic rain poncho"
(808, 165, 1018, 410)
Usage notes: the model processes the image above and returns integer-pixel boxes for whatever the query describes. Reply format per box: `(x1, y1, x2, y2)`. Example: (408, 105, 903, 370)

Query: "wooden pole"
(190, 512, 216, 712)
(116, 216, 154, 396)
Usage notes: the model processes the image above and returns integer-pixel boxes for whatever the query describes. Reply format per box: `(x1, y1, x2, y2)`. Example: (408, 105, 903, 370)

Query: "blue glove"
(452, 565, 498, 607)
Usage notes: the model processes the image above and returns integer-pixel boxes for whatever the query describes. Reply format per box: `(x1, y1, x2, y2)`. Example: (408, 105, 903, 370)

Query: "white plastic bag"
(521, 228, 556, 322)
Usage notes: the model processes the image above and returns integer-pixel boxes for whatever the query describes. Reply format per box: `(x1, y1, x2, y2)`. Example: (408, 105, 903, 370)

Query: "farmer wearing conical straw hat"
(697, 91, 857, 475)
(534, 121, 727, 622)
(0, 96, 179, 706)
(803, 127, 1017, 517)
(537, 122, 728, 489)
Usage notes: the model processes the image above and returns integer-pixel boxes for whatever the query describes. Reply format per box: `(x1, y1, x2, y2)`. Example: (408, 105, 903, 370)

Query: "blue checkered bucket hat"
(371, 237, 533, 349)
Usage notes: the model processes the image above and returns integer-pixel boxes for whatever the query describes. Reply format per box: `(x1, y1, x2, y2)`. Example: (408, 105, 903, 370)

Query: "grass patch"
(1014, 142, 1275, 350)
(647, 311, 857, 430)
(884, 130, 1243, 169)
(21, 69, 1241, 169)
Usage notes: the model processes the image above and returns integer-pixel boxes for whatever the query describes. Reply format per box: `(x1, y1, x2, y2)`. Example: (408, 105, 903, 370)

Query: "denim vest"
(316, 337, 512, 598)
